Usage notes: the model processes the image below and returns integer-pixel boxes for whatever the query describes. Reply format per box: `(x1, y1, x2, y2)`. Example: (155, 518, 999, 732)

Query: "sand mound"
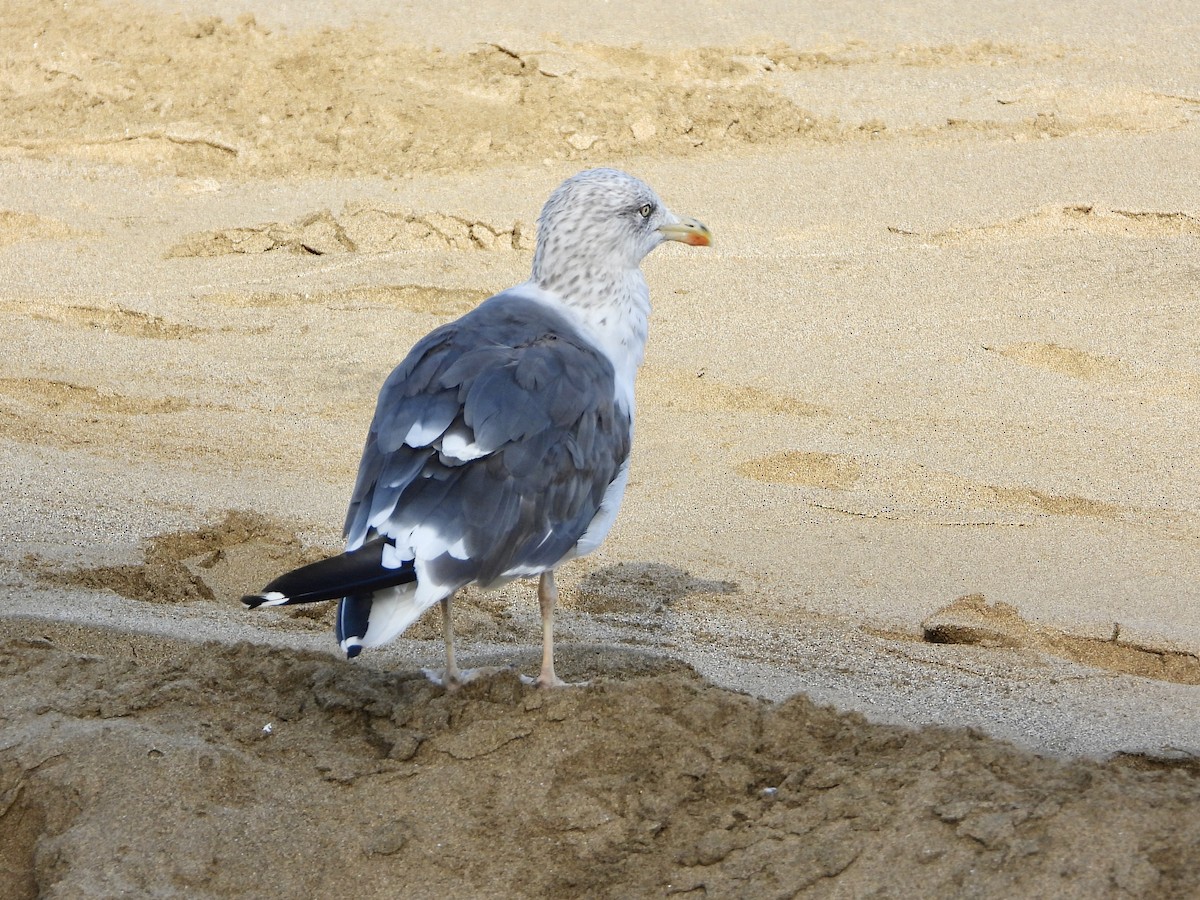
(923, 594, 1200, 685)
(3, 633, 1199, 898)
(27, 511, 328, 612)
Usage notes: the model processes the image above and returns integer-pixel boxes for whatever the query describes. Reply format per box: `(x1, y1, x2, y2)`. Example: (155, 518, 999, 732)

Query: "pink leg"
(440, 594, 462, 687)
(535, 571, 566, 688)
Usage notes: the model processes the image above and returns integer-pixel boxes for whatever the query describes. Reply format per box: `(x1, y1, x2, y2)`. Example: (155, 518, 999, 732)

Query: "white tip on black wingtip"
(242, 591, 289, 609)
(340, 638, 364, 659)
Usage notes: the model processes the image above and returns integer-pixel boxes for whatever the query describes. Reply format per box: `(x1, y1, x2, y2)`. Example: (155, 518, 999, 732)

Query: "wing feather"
(343, 290, 631, 600)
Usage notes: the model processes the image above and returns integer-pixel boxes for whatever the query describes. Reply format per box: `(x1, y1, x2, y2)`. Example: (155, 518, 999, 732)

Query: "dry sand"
(1, 0, 1199, 896)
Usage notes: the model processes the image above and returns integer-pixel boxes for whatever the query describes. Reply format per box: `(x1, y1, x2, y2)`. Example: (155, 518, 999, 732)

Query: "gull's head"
(532, 168, 711, 298)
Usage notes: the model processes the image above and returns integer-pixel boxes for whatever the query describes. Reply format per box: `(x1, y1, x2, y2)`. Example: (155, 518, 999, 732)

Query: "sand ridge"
(3, 1, 1195, 179)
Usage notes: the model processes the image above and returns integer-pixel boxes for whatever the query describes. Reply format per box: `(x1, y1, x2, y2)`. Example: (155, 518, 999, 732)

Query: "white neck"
(518, 272, 650, 413)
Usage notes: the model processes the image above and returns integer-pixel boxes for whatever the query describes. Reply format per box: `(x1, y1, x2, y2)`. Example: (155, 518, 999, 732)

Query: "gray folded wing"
(343, 290, 631, 591)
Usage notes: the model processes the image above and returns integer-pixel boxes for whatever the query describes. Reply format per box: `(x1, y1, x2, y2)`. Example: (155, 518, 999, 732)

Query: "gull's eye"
(638, 203, 653, 218)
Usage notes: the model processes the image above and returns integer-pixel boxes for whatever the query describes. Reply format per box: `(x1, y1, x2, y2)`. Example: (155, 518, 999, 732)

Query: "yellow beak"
(658, 216, 713, 247)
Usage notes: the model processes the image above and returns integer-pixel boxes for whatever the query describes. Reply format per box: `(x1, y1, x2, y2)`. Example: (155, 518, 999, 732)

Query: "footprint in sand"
(991, 342, 1127, 382)
(202, 285, 487, 318)
(574, 562, 739, 615)
(0, 378, 189, 416)
(894, 205, 1200, 244)
(738, 450, 862, 490)
(642, 368, 829, 418)
(0, 377, 190, 448)
(0, 210, 78, 249)
(989, 342, 1200, 399)
(1, 300, 201, 340)
(739, 449, 1121, 523)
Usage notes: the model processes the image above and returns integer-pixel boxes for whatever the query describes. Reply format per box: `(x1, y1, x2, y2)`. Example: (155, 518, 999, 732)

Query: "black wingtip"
(345, 645, 362, 659)
(246, 542, 416, 608)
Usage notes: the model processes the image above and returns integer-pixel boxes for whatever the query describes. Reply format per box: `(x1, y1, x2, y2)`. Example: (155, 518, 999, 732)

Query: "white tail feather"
(360, 583, 437, 649)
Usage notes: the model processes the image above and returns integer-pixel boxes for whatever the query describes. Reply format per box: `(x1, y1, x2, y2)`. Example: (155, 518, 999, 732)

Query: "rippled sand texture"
(2, 0, 1199, 896)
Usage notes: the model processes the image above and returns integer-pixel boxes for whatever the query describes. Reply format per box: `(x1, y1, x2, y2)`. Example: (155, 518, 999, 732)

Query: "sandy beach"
(2, 0, 1199, 895)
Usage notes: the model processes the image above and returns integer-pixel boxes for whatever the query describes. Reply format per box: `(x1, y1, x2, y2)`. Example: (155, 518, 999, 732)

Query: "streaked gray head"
(531, 168, 711, 301)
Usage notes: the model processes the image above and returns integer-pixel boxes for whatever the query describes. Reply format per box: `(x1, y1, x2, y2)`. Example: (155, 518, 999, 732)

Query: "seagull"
(243, 168, 711, 687)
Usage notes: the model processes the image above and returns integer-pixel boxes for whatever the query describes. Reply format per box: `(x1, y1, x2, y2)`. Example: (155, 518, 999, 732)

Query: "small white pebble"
(262, 723, 273, 735)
